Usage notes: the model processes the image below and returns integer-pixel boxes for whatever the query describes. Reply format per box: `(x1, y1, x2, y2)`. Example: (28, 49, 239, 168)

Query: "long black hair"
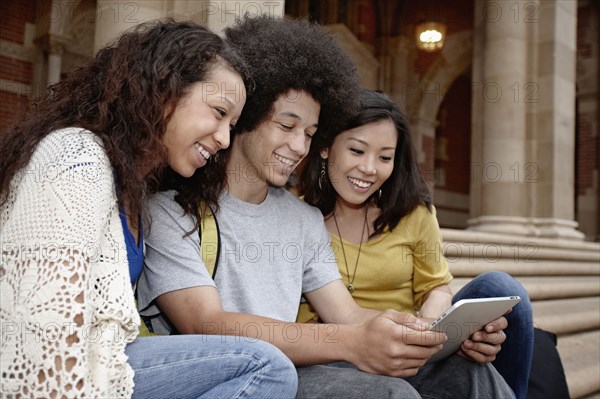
(301, 90, 431, 236)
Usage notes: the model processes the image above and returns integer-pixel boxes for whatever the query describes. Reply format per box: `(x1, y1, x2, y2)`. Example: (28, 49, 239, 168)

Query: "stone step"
(442, 242, 599, 262)
(450, 276, 600, 301)
(438, 228, 600, 399)
(532, 297, 600, 335)
(557, 330, 600, 398)
(441, 228, 600, 254)
(447, 259, 600, 277)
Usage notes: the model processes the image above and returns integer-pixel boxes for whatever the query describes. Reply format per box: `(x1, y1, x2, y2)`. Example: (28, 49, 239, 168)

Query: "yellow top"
(297, 205, 452, 322)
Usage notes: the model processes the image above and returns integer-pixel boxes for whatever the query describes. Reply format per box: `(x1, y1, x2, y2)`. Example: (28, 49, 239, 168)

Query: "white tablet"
(426, 296, 521, 363)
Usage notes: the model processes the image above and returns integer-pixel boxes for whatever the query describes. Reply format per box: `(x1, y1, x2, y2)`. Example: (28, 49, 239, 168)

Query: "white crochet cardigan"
(1, 128, 139, 398)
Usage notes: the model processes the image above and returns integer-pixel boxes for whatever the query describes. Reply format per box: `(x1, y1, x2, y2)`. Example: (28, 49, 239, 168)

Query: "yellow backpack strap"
(138, 315, 159, 336)
(134, 299, 159, 337)
(199, 201, 220, 278)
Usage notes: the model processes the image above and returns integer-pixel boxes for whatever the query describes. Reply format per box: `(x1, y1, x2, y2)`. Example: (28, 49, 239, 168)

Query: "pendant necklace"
(332, 207, 368, 294)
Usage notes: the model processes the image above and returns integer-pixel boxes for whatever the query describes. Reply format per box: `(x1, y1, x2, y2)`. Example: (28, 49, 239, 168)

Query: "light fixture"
(415, 21, 447, 52)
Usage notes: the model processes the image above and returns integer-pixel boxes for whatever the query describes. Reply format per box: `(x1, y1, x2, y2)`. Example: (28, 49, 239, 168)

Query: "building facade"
(1, 0, 597, 242)
(288, 0, 600, 243)
(1, 1, 599, 396)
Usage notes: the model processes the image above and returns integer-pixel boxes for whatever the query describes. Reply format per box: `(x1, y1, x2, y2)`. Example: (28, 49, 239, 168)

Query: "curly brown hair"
(0, 20, 252, 224)
(168, 15, 363, 224)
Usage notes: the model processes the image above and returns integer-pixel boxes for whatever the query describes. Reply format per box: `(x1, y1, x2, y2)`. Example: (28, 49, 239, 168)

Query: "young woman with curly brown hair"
(0, 20, 297, 399)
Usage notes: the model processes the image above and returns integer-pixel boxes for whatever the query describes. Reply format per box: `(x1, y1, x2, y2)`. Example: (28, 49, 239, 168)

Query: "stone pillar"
(34, 33, 68, 86)
(188, 1, 284, 36)
(383, 36, 420, 158)
(468, 0, 531, 236)
(47, 52, 62, 85)
(468, 0, 583, 240)
(531, 1, 583, 239)
(413, 117, 436, 179)
(94, 0, 167, 52)
(93, 1, 284, 50)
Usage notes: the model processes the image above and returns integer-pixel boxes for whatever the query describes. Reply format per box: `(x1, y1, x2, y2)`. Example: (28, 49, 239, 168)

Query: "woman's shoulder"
(35, 128, 108, 165)
(400, 203, 435, 224)
(386, 203, 437, 237)
(147, 190, 197, 222)
(42, 127, 101, 147)
(147, 190, 180, 212)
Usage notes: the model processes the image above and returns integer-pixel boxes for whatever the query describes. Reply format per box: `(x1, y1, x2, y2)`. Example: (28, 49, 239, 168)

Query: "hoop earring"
(376, 189, 382, 202)
(318, 159, 327, 190)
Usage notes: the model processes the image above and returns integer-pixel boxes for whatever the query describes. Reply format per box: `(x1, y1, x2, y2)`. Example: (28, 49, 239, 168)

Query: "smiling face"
(233, 90, 320, 189)
(322, 119, 398, 208)
(163, 65, 246, 177)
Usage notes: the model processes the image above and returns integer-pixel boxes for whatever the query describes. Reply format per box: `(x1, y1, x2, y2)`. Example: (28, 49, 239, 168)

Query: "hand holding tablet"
(426, 296, 521, 363)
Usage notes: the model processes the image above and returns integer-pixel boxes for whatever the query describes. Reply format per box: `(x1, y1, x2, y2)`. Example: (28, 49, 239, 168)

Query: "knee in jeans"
(273, 357, 298, 397)
(478, 272, 530, 299)
(476, 272, 532, 318)
(257, 343, 298, 389)
(478, 271, 512, 284)
(273, 354, 297, 384)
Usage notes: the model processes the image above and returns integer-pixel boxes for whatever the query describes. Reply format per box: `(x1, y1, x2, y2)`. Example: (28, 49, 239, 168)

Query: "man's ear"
(319, 148, 329, 159)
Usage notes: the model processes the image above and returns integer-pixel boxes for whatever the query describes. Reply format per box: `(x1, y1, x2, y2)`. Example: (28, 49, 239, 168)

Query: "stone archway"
(411, 31, 473, 228)
(410, 32, 473, 166)
(415, 31, 473, 132)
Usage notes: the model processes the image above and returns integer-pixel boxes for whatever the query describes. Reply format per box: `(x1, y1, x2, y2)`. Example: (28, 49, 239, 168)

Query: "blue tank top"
(119, 210, 144, 285)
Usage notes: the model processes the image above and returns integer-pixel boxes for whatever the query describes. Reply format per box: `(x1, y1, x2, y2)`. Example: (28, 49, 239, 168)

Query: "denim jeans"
(407, 353, 515, 399)
(454, 271, 534, 399)
(297, 355, 514, 399)
(125, 335, 298, 399)
(296, 362, 421, 398)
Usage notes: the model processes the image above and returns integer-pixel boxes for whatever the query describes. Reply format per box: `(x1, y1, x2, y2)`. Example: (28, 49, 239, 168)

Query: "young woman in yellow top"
(299, 89, 533, 399)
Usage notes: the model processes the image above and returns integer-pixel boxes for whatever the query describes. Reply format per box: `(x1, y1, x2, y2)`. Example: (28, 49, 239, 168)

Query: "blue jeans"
(453, 272, 534, 399)
(126, 335, 298, 399)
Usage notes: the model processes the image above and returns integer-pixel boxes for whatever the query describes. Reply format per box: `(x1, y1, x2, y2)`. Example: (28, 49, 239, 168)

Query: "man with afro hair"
(138, 15, 513, 399)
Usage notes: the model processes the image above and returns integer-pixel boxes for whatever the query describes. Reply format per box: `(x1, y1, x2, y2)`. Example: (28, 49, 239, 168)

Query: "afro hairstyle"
(224, 15, 362, 136)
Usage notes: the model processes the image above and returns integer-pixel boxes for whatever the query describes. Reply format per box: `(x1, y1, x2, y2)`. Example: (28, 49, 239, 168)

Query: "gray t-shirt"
(137, 187, 341, 334)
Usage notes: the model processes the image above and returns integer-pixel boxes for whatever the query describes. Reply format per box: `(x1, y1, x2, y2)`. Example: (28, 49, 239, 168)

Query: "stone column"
(94, 1, 284, 50)
(46, 36, 65, 85)
(187, 1, 284, 36)
(531, 1, 583, 239)
(469, 1, 485, 222)
(383, 36, 421, 159)
(468, 0, 583, 240)
(94, 0, 167, 52)
(34, 33, 68, 86)
(47, 52, 62, 85)
(467, 0, 534, 236)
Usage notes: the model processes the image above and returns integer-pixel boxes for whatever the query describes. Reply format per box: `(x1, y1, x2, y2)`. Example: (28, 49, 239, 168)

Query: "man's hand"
(346, 310, 447, 378)
(458, 316, 508, 363)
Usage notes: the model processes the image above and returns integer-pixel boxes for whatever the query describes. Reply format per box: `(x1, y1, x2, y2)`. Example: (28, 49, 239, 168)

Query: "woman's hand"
(458, 316, 508, 363)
